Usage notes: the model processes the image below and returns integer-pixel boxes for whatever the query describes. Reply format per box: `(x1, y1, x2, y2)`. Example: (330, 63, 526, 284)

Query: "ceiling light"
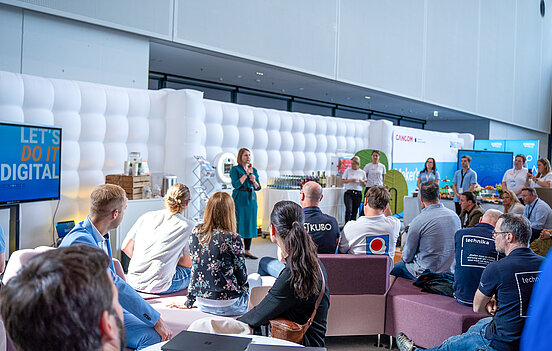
(219, 77, 224, 81)
(364, 96, 371, 100)
(236, 75, 243, 79)
(346, 97, 351, 100)
(255, 79, 261, 83)
(299, 87, 304, 91)
(256, 72, 264, 76)
(281, 89, 286, 93)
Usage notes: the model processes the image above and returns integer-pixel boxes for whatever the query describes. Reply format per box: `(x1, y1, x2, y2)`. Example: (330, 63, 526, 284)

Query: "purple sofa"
(319, 254, 392, 336)
(384, 276, 487, 349)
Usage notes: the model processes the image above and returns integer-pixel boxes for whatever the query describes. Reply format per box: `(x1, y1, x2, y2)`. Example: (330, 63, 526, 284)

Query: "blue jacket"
(59, 216, 160, 327)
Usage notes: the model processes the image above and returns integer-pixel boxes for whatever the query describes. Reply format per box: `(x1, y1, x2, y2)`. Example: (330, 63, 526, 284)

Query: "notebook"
(161, 331, 252, 351)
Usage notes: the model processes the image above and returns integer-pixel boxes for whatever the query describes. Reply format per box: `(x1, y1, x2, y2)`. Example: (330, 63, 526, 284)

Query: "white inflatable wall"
(0, 70, 471, 249)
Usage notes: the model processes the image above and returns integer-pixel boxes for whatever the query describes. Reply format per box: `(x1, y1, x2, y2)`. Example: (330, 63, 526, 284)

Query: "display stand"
(0, 204, 20, 255)
(191, 155, 216, 222)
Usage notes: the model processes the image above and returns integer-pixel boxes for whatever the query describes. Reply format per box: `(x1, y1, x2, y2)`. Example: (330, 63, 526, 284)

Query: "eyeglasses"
(492, 231, 509, 237)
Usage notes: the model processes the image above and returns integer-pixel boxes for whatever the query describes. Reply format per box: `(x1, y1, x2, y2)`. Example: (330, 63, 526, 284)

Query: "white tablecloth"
(258, 187, 346, 232)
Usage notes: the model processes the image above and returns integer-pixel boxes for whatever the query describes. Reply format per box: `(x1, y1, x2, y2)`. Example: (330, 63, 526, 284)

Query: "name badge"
(459, 187, 463, 193)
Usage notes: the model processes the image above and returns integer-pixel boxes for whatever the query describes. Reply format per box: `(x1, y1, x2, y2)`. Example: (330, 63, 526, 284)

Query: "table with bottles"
(258, 173, 345, 233)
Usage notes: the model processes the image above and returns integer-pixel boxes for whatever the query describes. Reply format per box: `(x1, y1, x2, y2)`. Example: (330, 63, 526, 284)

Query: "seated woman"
(238, 201, 330, 347)
(122, 183, 193, 294)
(502, 189, 524, 215)
(184, 192, 250, 316)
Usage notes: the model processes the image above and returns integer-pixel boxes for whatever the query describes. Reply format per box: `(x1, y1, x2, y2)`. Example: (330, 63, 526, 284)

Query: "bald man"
(453, 209, 502, 306)
(300, 181, 340, 254)
(258, 181, 339, 278)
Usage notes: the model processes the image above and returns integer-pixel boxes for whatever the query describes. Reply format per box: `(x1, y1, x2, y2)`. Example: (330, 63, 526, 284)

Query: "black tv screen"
(0, 122, 62, 205)
(457, 150, 513, 187)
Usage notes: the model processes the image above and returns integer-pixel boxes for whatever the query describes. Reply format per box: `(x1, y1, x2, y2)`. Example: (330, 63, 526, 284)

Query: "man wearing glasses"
(398, 214, 543, 351)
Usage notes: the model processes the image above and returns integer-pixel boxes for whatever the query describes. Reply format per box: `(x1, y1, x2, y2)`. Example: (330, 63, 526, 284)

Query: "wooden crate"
(105, 174, 151, 200)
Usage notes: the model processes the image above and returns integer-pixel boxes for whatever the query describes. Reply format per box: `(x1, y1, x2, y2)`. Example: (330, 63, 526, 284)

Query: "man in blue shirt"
(453, 209, 501, 306)
(60, 184, 172, 350)
(258, 181, 339, 277)
(397, 214, 544, 351)
(521, 187, 552, 242)
(391, 182, 461, 280)
(452, 155, 478, 215)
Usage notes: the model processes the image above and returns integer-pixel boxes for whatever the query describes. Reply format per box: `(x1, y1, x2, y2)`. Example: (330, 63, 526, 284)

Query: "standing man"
(391, 182, 461, 280)
(521, 187, 552, 242)
(459, 191, 485, 228)
(60, 184, 172, 350)
(397, 214, 544, 351)
(452, 155, 478, 215)
(453, 209, 502, 306)
(502, 154, 528, 200)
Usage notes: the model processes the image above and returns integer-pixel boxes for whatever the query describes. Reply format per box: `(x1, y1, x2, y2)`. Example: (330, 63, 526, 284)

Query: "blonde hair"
(537, 158, 551, 178)
(90, 184, 126, 218)
(197, 192, 236, 244)
(164, 184, 190, 214)
(351, 156, 360, 165)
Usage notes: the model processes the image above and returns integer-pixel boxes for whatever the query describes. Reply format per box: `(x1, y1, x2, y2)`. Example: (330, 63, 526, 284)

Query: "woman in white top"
(527, 158, 552, 188)
(122, 183, 194, 294)
(417, 157, 440, 190)
(342, 156, 367, 222)
(363, 150, 386, 189)
(502, 154, 528, 198)
(502, 189, 525, 215)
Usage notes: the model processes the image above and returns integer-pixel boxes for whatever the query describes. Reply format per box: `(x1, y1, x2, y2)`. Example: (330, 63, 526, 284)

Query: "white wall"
(489, 120, 549, 159)
(425, 120, 490, 140)
(0, 6, 150, 89)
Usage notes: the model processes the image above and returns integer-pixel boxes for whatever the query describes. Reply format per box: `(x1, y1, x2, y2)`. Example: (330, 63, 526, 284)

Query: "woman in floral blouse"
(183, 192, 249, 316)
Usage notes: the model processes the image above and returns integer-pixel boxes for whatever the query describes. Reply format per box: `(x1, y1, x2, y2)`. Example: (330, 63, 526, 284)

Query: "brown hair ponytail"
(270, 201, 321, 299)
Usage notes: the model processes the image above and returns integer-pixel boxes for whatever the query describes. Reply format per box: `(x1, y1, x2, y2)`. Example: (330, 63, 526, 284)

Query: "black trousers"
(344, 190, 363, 222)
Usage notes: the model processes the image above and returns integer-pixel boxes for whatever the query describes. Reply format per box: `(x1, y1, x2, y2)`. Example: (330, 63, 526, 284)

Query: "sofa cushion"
(319, 254, 391, 295)
(385, 277, 486, 348)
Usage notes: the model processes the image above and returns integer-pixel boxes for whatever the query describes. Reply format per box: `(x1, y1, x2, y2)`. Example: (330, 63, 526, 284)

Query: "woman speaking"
(230, 148, 261, 259)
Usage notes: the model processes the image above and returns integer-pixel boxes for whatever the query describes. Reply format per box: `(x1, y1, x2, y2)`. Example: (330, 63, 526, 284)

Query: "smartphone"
(528, 169, 533, 175)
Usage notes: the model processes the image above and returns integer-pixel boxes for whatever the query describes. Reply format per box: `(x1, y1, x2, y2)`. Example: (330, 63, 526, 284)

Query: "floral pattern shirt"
(186, 228, 248, 307)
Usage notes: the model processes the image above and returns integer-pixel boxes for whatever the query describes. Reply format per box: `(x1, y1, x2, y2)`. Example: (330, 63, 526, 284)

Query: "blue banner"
(475, 139, 539, 174)
(0, 123, 61, 204)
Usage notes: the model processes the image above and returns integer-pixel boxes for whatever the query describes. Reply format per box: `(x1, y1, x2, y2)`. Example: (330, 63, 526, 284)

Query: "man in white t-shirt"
(363, 150, 387, 189)
(502, 154, 528, 199)
(339, 185, 400, 264)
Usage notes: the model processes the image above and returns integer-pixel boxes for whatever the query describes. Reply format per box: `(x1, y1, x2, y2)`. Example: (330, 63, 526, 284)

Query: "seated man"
(339, 185, 400, 264)
(391, 182, 461, 280)
(60, 184, 171, 350)
(453, 209, 502, 306)
(521, 187, 552, 242)
(397, 214, 544, 351)
(258, 181, 339, 278)
(459, 191, 485, 228)
(0, 245, 124, 351)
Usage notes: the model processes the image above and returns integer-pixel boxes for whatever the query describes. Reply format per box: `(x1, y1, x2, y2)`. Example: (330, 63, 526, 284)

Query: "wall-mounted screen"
(0, 122, 62, 205)
(457, 150, 513, 187)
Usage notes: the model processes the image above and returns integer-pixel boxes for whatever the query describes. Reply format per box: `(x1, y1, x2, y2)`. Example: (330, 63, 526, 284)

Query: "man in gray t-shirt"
(391, 181, 461, 280)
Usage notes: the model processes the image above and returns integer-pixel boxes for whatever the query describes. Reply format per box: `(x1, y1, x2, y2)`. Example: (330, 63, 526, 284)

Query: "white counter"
(258, 187, 346, 232)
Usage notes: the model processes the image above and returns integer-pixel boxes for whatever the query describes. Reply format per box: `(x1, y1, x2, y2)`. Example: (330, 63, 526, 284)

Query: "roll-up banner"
(392, 127, 464, 194)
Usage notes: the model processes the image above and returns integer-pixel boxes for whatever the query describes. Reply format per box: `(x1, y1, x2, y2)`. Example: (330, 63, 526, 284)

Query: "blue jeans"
(258, 257, 285, 278)
(198, 291, 250, 316)
(124, 310, 161, 350)
(421, 317, 495, 351)
(161, 266, 191, 294)
(390, 260, 417, 280)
